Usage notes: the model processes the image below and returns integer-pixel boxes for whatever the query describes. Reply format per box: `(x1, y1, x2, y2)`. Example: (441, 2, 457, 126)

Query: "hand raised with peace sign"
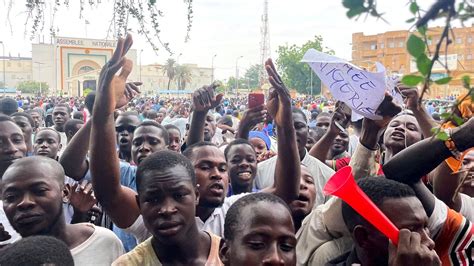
(265, 58, 293, 127)
(95, 34, 140, 116)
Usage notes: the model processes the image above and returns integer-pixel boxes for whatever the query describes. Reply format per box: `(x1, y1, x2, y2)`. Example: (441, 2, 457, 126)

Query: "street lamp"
(176, 53, 183, 90)
(34, 62, 45, 95)
(235, 55, 243, 95)
(0, 41, 5, 96)
(211, 54, 217, 83)
(139, 49, 143, 83)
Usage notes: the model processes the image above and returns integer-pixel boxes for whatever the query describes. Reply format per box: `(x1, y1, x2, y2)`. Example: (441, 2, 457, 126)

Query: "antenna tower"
(259, 0, 270, 86)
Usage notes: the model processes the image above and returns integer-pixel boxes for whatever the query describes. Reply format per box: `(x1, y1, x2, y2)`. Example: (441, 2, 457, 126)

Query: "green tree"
(175, 65, 193, 90)
(243, 64, 262, 90)
(226, 76, 247, 93)
(163, 58, 176, 90)
(276, 35, 334, 95)
(17, 80, 49, 94)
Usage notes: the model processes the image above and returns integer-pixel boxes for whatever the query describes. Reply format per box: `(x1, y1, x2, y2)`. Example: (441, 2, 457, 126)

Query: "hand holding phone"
(248, 93, 265, 108)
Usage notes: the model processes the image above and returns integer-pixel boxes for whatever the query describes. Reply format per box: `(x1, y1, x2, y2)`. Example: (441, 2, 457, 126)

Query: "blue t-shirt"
(84, 161, 138, 251)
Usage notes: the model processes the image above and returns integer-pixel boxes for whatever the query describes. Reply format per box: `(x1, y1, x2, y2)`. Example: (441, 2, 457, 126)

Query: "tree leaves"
(416, 54, 432, 76)
(401, 75, 424, 86)
(407, 34, 426, 58)
(434, 77, 452, 85)
(409, 2, 419, 14)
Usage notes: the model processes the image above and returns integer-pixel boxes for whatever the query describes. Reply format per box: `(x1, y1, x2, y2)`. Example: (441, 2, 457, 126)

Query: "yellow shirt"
(112, 232, 223, 266)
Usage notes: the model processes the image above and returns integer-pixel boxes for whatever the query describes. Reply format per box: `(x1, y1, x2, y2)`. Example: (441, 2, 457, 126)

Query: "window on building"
(370, 43, 377, 50)
(78, 66, 94, 74)
(398, 41, 404, 48)
(468, 36, 473, 43)
(468, 54, 473, 60)
(456, 37, 462, 44)
(388, 42, 395, 48)
(380, 43, 384, 49)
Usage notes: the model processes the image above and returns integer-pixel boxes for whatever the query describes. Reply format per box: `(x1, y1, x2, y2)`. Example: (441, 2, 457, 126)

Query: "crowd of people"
(0, 34, 474, 265)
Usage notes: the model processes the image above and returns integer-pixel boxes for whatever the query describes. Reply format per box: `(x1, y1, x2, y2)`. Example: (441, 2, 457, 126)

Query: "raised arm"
(186, 85, 223, 146)
(309, 110, 347, 164)
(400, 85, 438, 137)
(432, 161, 463, 211)
(60, 119, 91, 181)
(90, 35, 141, 228)
(261, 58, 300, 203)
(236, 106, 267, 139)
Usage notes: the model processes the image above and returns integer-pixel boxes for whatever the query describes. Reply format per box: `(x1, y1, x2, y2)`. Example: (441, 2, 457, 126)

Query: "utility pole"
(259, 0, 271, 86)
(211, 54, 217, 83)
(0, 41, 5, 96)
(235, 56, 243, 95)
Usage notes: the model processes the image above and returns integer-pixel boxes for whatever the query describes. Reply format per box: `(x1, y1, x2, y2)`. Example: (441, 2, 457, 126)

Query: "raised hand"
(399, 84, 420, 111)
(239, 105, 267, 130)
(67, 181, 98, 214)
(192, 84, 223, 113)
(115, 81, 142, 110)
(388, 229, 440, 266)
(265, 58, 292, 127)
(96, 34, 136, 115)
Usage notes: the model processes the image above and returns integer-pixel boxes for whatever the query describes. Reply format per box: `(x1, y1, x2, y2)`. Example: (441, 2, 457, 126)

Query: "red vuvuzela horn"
(323, 166, 399, 245)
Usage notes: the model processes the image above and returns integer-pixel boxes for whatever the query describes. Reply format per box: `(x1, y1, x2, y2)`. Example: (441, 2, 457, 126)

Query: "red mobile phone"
(248, 93, 264, 108)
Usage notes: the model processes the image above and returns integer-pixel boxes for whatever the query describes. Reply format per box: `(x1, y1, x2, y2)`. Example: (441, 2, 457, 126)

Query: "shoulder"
(257, 156, 277, 169)
(112, 237, 156, 266)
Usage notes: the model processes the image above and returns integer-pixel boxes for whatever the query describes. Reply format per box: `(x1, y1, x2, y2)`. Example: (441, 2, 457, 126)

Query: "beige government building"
(1, 36, 212, 96)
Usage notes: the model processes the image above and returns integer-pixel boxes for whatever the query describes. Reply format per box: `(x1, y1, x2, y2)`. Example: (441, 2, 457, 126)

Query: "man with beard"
(1, 157, 124, 264)
(28, 109, 44, 134)
(115, 111, 141, 163)
(0, 115, 26, 246)
(51, 103, 71, 158)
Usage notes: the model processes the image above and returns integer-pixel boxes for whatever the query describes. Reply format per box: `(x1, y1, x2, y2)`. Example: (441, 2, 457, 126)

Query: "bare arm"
(432, 161, 462, 211)
(309, 110, 347, 163)
(261, 59, 300, 203)
(59, 119, 91, 181)
(236, 106, 266, 139)
(90, 35, 141, 228)
(186, 85, 223, 146)
(400, 86, 438, 137)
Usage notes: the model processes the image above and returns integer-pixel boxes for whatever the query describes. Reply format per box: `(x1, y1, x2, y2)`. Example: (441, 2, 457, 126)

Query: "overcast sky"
(0, 0, 450, 80)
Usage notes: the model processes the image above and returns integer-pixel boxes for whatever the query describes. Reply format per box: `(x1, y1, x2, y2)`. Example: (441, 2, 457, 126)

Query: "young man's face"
(131, 126, 168, 165)
(52, 106, 70, 130)
(221, 201, 297, 265)
(138, 165, 198, 244)
(226, 144, 257, 190)
(190, 146, 228, 208)
(12, 116, 33, 141)
(1, 163, 63, 237)
(115, 114, 140, 154)
(289, 165, 316, 219)
(331, 131, 350, 157)
(383, 115, 422, 151)
(204, 115, 217, 142)
(460, 150, 474, 196)
(30, 111, 42, 129)
(292, 112, 308, 155)
(34, 130, 61, 159)
(315, 116, 330, 130)
(167, 128, 182, 153)
(0, 121, 27, 174)
(354, 196, 434, 265)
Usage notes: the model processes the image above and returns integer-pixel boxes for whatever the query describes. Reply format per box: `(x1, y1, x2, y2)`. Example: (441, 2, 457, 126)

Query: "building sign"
(56, 37, 117, 48)
(410, 54, 458, 72)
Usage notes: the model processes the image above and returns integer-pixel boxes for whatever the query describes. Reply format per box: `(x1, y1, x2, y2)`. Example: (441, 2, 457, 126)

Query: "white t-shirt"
(124, 193, 249, 243)
(71, 223, 125, 266)
(255, 150, 335, 206)
(459, 193, 474, 222)
(0, 200, 21, 245)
